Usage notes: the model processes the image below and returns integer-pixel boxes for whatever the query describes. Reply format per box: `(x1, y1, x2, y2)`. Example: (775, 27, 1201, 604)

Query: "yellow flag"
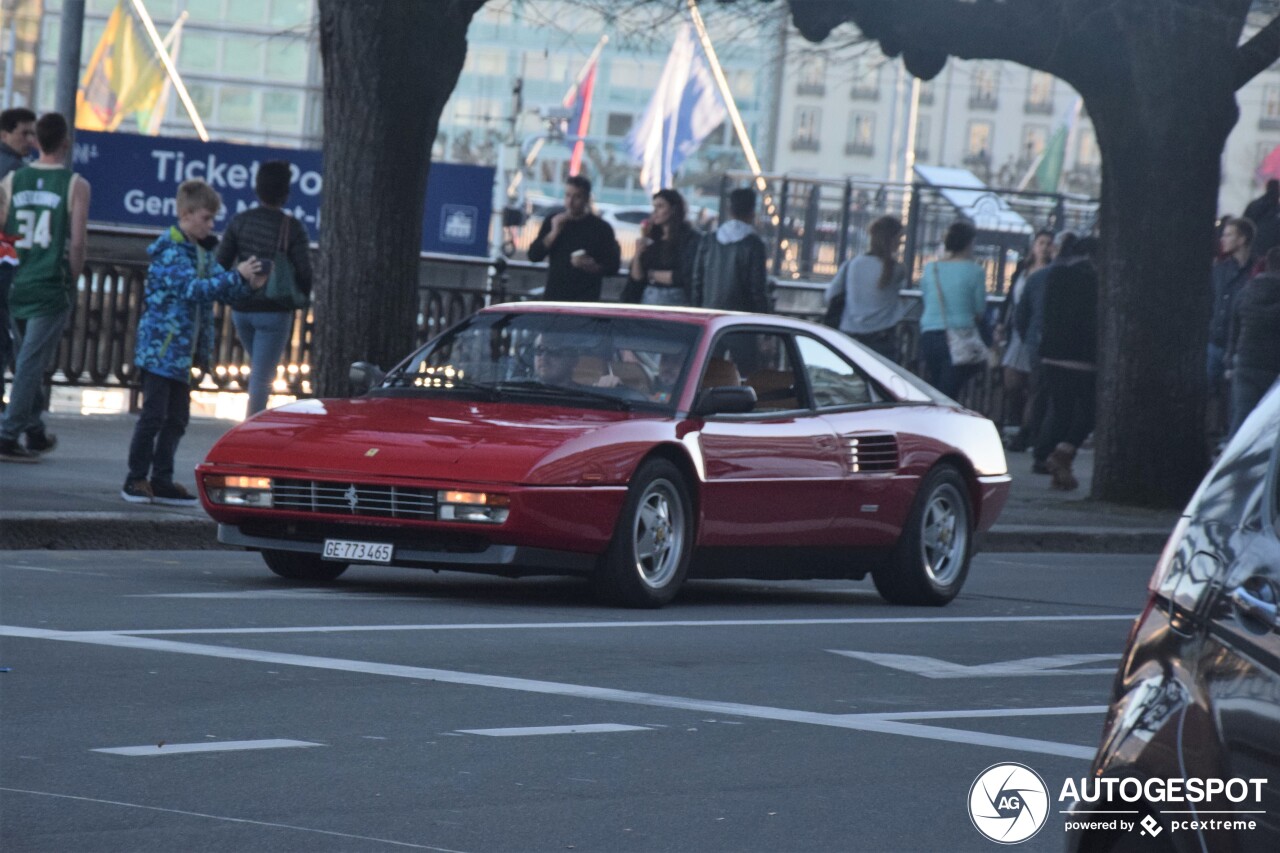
(76, 2, 167, 132)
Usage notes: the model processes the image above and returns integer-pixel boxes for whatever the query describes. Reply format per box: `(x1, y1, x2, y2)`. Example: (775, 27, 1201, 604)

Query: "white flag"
(626, 24, 728, 195)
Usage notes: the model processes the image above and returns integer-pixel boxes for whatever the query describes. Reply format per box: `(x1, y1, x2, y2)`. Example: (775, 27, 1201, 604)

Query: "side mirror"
(349, 361, 385, 394)
(693, 385, 757, 417)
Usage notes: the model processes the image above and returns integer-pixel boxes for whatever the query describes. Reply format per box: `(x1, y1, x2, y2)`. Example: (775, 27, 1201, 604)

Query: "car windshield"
(379, 312, 702, 411)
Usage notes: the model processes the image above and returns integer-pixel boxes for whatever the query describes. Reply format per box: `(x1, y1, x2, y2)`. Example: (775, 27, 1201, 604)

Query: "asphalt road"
(0, 551, 1157, 853)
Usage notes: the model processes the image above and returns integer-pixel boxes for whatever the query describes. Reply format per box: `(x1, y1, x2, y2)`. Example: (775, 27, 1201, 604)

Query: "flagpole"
(521, 35, 609, 171)
(130, 0, 208, 141)
(145, 11, 187, 135)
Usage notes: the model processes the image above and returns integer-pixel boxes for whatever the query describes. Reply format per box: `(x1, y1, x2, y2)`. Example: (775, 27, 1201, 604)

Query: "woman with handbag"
(917, 220, 988, 399)
(217, 160, 313, 416)
(823, 215, 908, 361)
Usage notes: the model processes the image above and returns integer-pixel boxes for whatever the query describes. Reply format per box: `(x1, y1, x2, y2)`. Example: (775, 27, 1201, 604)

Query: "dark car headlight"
(205, 475, 273, 507)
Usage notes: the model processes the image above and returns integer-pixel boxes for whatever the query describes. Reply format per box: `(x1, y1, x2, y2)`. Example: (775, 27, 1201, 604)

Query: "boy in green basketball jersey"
(0, 113, 90, 462)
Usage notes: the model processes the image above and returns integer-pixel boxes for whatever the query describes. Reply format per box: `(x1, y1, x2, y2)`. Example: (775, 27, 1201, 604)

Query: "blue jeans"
(232, 310, 292, 416)
(919, 329, 980, 400)
(0, 309, 69, 441)
(126, 370, 190, 486)
(1229, 366, 1279, 437)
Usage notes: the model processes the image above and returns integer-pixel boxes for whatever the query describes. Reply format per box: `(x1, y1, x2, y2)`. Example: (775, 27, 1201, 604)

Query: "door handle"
(1231, 580, 1279, 632)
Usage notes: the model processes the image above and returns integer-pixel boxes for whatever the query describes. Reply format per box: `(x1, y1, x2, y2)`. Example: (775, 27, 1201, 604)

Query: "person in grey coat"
(691, 187, 770, 313)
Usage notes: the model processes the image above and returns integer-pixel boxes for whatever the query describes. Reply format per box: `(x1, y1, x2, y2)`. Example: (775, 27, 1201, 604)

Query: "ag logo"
(968, 762, 1050, 844)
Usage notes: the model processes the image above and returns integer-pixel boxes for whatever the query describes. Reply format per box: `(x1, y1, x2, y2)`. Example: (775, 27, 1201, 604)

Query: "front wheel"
(872, 465, 972, 606)
(593, 459, 694, 608)
(262, 549, 349, 582)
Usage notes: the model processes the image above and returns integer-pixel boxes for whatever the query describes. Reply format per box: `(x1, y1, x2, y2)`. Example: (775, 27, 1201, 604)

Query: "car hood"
(203, 395, 665, 485)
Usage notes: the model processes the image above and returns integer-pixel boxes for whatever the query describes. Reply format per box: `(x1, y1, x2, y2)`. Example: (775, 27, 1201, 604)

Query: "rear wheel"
(262, 549, 349, 582)
(593, 459, 693, 608)
(872, 465, 972, 606)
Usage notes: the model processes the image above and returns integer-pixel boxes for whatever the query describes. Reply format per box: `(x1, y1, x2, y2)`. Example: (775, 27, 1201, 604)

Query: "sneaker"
(0, 438, 40, 463)
(121, 479, 154, 504)
(151, 480, 198, 506)
(25, 430, 57, 454)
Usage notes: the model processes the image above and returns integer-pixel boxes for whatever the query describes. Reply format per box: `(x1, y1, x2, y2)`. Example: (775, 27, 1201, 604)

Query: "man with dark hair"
(0, 107, 37, 411)
(1244, 178, 1280, 225)
(526, 176, 621, 302)
(0, 113, 90, 461)
(1225, 244, 1280, 436)
(1207, 216, 1255, 441)
(691, 187, 769, 312)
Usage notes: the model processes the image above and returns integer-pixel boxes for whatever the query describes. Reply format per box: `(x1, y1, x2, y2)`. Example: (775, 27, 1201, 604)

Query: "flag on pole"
(564, 58, 597, 176)
(76, 1, 167, 132)
(626, 23, 728, 195)
(1032, 97, 1082, 193)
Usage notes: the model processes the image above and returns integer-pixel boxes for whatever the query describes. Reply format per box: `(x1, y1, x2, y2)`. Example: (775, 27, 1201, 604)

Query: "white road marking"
(457, 724, 651, 737)
(1, 625, 1097, 760)
(0, 787, 467, 851)
(84, 613, 1138, 636)
(849, 705, 1108, 721)
(93, 739, 322, 757)
(127, 590, 389, 599)
(1, 564, 65, 573)
(829, 650, 1122, 678)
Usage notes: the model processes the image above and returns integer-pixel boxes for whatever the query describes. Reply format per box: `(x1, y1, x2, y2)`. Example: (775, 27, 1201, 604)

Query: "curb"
(1, 515, 1172, 554)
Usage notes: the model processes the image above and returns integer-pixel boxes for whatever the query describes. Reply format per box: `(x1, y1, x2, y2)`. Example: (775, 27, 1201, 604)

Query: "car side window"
(794, 335, 877, 409)
(707, 331, 806, 412)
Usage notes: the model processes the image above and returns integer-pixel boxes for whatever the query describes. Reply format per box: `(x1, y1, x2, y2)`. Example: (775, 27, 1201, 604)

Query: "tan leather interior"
(746, 369, 800, 410)
(610, 361, 652, 393)
(572, 355, 607, 385)
(700, 357, 742, 391)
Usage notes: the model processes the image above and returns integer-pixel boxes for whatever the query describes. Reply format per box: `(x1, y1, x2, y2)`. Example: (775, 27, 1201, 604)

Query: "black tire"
(872, 465, 973, 606)
(262, 549, 349, 582)
(592, 459, 694, 608)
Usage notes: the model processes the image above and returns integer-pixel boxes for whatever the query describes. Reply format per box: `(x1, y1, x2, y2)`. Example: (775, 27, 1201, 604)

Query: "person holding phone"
(622, 188, 700, 306)
(217, 160, 313, 415)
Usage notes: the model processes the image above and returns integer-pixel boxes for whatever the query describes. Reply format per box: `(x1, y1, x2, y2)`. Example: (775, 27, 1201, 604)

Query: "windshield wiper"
(496, 380, 633, 411)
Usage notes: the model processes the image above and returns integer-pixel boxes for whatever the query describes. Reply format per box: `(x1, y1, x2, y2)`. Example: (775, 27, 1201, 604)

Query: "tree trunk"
(1088, 36, 1239, 507)
(313, 0, 482, 396)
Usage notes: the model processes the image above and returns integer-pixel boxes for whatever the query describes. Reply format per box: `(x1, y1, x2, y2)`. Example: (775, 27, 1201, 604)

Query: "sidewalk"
(0, 410, 1182, 553)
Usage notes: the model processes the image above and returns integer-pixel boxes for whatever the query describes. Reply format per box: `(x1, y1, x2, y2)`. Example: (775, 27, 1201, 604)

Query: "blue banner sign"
(71, 130, 493, 257)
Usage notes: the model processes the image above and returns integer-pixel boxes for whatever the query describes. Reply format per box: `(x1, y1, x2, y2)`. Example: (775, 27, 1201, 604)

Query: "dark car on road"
(1066, 385, 1280, 852)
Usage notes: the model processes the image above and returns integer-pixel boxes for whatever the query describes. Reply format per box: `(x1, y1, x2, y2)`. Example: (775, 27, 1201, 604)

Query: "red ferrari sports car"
(198, 303, 1009, 607)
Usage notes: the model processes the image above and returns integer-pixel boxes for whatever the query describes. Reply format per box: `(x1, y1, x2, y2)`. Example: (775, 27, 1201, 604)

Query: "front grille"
(843, 433, 898, 474)
(271, 479, 437, 520)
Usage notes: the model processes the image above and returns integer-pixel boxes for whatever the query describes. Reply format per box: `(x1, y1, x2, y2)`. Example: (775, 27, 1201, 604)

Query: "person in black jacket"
(1034, 236, 1099, 491)
(622, 188, 700, 306)
(526, 176, 621, 302)
(216, 160, 312, 416)
(1227, 245, 1280, 436)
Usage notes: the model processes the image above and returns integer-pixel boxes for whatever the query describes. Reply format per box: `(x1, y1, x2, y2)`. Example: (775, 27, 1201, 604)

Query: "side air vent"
(843, 433, 898, 474)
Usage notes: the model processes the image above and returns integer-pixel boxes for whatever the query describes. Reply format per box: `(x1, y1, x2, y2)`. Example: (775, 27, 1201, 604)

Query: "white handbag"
(933, 264, 990, 367)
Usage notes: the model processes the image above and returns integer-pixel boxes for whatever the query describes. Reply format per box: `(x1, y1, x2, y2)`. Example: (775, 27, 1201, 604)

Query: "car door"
(695, 330, 846, 546)
(792, 333, 912, 547)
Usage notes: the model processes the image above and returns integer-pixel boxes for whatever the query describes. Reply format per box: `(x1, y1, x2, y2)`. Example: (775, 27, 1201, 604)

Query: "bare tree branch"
(1236, 11, 1280, 87)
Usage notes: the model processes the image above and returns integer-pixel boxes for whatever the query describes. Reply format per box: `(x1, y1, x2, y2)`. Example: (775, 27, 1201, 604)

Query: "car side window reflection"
(794, 335, 877, 409)
(707, 331, 806, 412)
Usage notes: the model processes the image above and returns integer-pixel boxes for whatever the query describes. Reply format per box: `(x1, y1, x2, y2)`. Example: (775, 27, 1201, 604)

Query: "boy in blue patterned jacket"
(123, 179, 265, 505)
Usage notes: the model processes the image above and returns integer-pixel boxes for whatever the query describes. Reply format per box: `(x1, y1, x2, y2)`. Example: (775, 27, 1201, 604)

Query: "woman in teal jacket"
(918, 220, 988, 399)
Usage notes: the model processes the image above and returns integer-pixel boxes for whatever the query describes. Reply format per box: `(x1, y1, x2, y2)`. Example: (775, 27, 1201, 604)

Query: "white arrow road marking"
(457, 724, 651, 737)
(828, 650, 1122, 678)
(2, 625, 1098, 759)
(93, 739, 322, 756)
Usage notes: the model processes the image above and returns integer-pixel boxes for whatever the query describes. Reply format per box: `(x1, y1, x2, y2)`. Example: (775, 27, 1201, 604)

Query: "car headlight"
(204, 475, 273, 507)
(437, 490, 509, 523)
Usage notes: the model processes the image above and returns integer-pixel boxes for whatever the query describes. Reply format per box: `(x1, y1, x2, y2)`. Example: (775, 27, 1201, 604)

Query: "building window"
(606, 112, 633, 138)
(217, 87, 259, 129)
(914, 115, 931, 162)
(797, 53, 826, 96)
(969, 63, 998, 110)
(1021, 125, 1048, 164)
(226, 0, 267, 25)
(792, 106, 821, 152)
(270, 0, 312, 29)
(224, 35, 265, 77)
(1077, 126, 1100, 167)
(1026, 71, 1054, 114)
(264, 38, 308, 83)
(849, 55, 880, 100)
(964, 120, 992, 164)
(845, 112, 874, 156)
(178, 32, 221, 74)
(465, 48, 507, 77)
(263, 91, 302, 130)
(917, 79, 934, 106)
(1262, 84, 1280, 130)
